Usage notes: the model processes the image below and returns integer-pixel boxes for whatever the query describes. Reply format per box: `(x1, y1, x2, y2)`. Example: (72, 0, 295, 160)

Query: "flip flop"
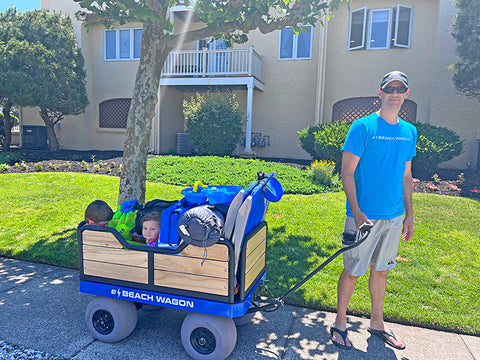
(367, 327, 406, 350)
(330, 327, 352, 350)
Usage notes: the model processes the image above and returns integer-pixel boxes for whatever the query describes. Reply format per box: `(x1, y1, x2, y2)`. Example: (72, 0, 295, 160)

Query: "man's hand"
(352, 210, 373, 232)
(402, 217, 414, 242)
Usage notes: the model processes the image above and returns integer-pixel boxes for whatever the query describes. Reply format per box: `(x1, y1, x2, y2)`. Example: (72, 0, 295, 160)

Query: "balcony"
(159, 46, 264, 154)
(161, 46, 263, 82)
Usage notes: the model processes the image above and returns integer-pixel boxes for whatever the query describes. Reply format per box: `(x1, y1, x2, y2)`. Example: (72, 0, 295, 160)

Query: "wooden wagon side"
(77, 221, 267, 304)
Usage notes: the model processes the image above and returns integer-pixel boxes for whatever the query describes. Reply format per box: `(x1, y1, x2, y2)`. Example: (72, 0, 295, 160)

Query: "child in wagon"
(84, 200, 113, 226)
(142, 212, 161, 247)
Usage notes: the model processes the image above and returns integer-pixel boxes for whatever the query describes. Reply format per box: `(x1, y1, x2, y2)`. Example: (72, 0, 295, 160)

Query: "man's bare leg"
(333, 269, 358, 347)
(368, 266, 404, 348)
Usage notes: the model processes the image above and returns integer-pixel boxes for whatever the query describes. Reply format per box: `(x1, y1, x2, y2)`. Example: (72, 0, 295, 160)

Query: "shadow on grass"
(3, 227, 80, 269)
(266, 225, 340, 305)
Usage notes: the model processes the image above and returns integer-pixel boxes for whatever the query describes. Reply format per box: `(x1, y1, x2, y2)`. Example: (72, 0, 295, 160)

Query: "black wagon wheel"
(181, 313, 237, 360)
(85, 296, 138, 343)
(233, 310, 255, 326)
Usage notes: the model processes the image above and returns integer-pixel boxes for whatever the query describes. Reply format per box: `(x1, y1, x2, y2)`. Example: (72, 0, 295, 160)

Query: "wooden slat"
(154, 254, 228, 278)
(82, 230, 123, 249)
(180, 244, 229, 261)
(83, 244, 147, 267)
(246, 226, 267, 255)
(245, 255, 265, 289)
(154, 270, 228, 296)
(83, 260, 148, 284)
(245, 238, 266, 274)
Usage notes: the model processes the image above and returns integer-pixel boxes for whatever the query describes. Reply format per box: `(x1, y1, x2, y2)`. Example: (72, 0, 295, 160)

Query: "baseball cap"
(380, 71, 408, 89)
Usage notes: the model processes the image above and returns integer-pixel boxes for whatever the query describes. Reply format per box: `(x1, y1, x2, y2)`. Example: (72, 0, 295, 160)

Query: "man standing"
(330, 71, 416, 351)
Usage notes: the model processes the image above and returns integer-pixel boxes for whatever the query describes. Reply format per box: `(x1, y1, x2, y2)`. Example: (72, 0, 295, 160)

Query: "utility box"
(22, 125, 48, 150)
(176, 132, 193, 155)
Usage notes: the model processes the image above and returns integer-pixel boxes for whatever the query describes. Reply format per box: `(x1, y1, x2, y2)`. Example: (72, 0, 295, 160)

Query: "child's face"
(142, 220, 160, 242)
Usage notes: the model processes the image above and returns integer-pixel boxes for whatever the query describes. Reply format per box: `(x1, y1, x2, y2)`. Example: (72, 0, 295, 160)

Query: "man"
(330, 71, 416, 351)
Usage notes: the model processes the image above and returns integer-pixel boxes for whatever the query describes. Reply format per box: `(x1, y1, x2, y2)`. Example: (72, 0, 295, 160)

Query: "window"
(348, 4, 413, 51)
(99, 99, 131, 128)
(279, 25, 313, 60)
(104, 28, 143, 61)
(367, 8, 392, 50)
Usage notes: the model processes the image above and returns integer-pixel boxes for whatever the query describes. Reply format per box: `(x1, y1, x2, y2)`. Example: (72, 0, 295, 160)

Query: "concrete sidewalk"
(0, 256, 478, 360)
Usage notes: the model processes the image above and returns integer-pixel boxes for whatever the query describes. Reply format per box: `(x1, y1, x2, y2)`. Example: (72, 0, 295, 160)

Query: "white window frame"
(278, 24, 313, 60)
(104, 27, 143, 61)
(348, 6, 367, 50)
(348, 4, 413, 51)
(394, 4, 414, 48)
(367, 8, 393, 50)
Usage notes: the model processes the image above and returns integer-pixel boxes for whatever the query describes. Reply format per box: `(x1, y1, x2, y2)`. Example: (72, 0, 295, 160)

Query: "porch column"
(245, 83, 254, 152)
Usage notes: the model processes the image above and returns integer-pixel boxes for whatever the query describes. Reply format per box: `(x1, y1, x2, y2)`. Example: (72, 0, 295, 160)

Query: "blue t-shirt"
(342, 113, 417, 219)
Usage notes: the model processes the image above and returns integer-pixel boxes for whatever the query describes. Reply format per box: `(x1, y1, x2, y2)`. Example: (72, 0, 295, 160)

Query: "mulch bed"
(1, 149, 480, 198)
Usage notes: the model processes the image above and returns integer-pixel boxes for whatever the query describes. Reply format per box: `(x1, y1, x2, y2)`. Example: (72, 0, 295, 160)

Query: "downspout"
(315, 14, 329, 125)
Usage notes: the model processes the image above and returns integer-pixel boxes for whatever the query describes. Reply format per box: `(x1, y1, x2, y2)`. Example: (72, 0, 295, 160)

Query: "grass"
(0, 166, 479, 335)
(146, 156, 340, 194)
(265, 193, 480, 334)
(0, 173, 181, 268)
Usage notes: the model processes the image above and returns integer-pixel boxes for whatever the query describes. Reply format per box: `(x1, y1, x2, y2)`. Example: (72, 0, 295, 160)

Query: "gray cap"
(380, 71, 408, 89)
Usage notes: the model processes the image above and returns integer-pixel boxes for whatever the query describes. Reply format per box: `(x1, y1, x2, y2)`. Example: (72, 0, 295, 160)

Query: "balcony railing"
(162, 46, 262, 81)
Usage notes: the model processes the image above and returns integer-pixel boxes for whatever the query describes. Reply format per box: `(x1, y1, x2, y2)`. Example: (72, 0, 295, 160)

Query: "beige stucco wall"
(25, 0, 478, 169)
(42, 0, 82, 45)
(323, 0, 438, 124)
(157, 86, 188, 153)
(324, 0, 479, 169)
(17, 0, 85, 149)
(75, 22, 144, 151)
(428, 0, 480, 169)
(235, 27, 321, 159)
(154, 24, 322, 159)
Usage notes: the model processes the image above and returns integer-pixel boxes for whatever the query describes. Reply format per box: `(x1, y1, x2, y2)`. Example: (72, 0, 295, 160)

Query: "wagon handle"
(250, 223, 373, 313)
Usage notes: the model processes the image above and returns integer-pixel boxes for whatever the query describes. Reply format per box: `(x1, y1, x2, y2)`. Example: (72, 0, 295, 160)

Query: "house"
(17, 0, 480, 170)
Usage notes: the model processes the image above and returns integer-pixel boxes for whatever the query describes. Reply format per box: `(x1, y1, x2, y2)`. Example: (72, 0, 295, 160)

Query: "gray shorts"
(342, 215, 403, 276)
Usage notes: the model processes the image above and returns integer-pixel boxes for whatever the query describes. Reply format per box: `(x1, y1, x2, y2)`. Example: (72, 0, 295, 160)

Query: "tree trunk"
(118, 23, 171, 204)
(1, 101, 13, 151)
(39, 108, 61, 152)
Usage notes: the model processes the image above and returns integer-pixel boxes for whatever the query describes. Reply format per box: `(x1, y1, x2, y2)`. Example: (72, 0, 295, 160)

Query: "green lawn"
(0, 171, 479, 335)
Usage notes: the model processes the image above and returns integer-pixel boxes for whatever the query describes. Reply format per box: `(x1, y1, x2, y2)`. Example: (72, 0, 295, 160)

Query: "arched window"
(332, 97, 417, 123)
(99, 99, 131, 128)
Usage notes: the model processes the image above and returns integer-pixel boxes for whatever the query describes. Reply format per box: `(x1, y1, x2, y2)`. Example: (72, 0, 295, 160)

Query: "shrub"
(0, 152, 23, 165)
(184, 92, 244, 156)
(414, 123, 463, 173)
(307, 160, 341, 187)
(299, 121, 463, 175)
(298, 122, 351, 172)
(297, 126, 317, 158)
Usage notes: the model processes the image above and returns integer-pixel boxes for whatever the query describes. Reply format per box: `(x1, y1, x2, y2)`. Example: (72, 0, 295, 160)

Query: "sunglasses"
(382, 85, 408, 94)
(85, 218, 108, 226)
